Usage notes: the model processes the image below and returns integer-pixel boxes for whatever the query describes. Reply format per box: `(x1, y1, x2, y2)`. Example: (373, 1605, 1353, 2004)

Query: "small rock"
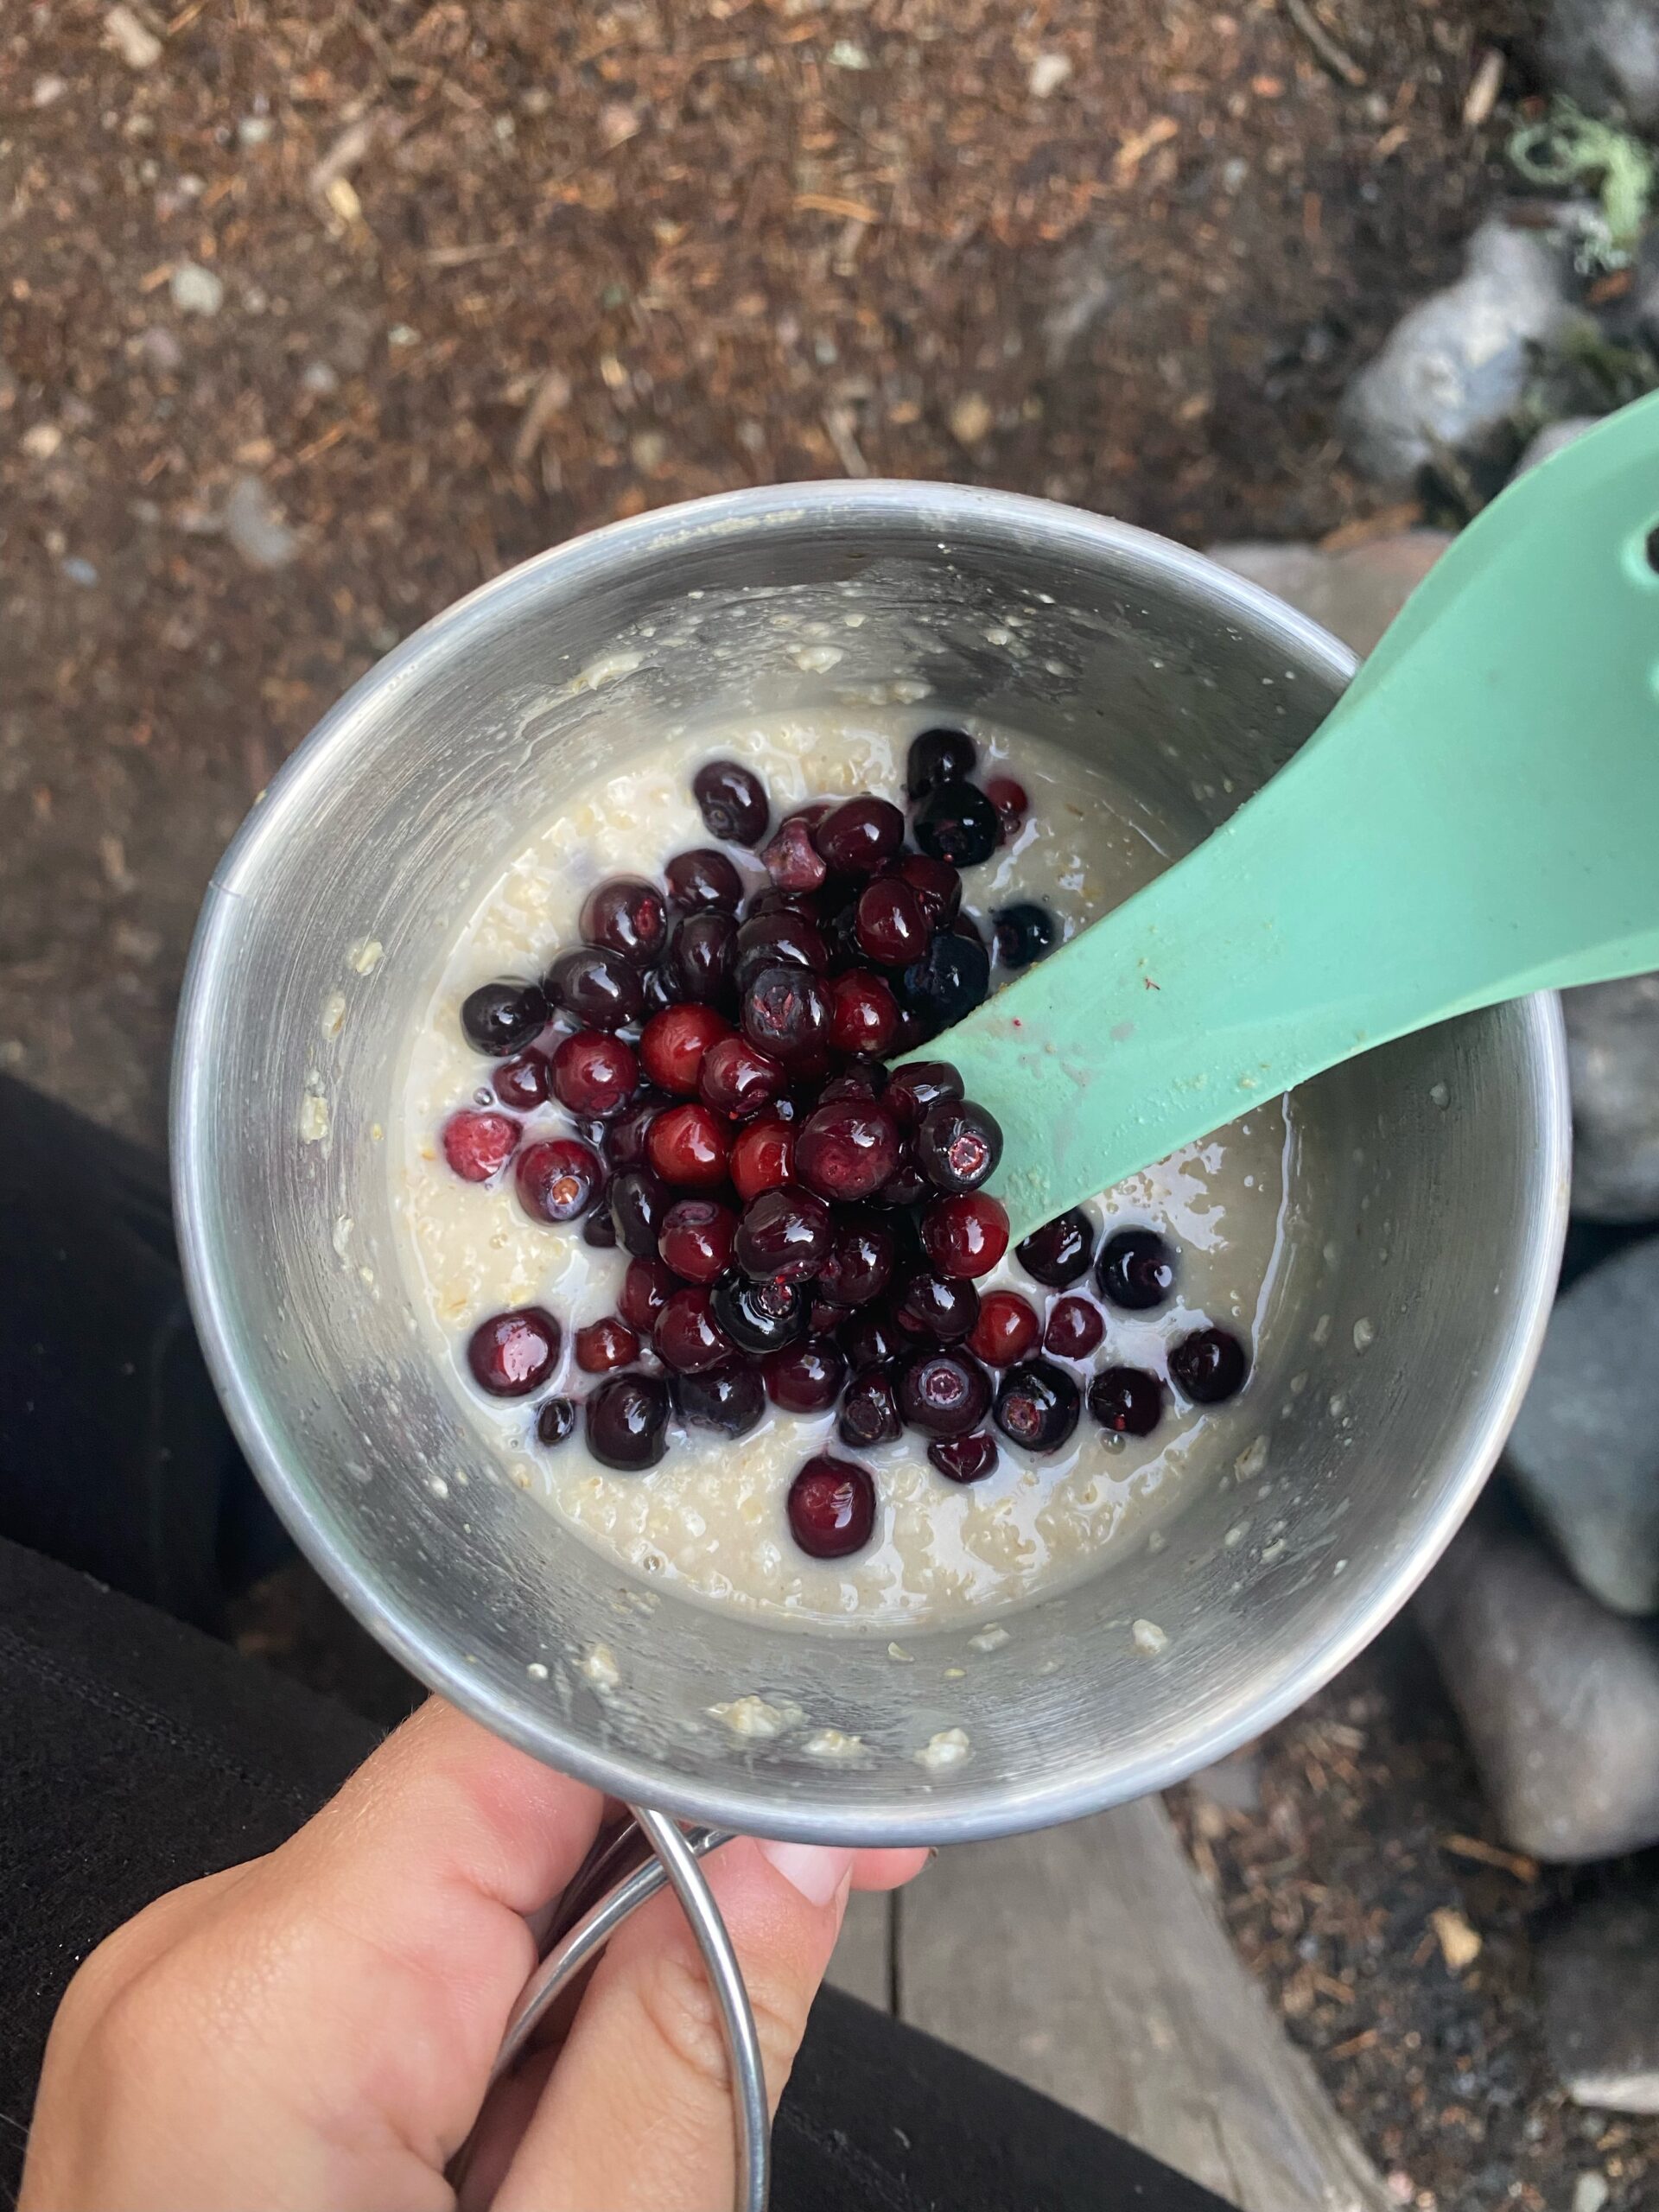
(300, 359, 340, 396)
(33, 73, 67, 106)
(1573, 2176, 1611, 2212)
(1028, 51, 1072, 98)
(169, 261, 224, 316)
(950, 391, 995, 447)
(137, 324, 184, 374)
(1340, 220, 1580, 486)
(60, 556, 99, 588)
(1541, 1889, 1659, 2112)
(1562, 976, 1659, 1222)
(104, 3, 162, 68)
(237, 114, 273, 147)
(1429, 1905, 1483, 1970)
(1543, 0, 1659, 128)
(223, 474, 302, 570)
(21, 421, 63, 459)
(1516, 415, 1602, 473)
(1415, 1513, 1659, 1859)
(1508, 1234, 1659, 1612)
(1211, 532, 1452, 658)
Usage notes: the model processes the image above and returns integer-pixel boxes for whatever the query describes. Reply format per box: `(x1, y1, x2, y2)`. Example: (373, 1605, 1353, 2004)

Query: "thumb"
(491, 1837, 861, 2212)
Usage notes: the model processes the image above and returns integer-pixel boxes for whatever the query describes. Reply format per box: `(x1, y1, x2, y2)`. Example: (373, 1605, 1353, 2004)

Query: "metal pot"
(174, 482, 1568, 1847)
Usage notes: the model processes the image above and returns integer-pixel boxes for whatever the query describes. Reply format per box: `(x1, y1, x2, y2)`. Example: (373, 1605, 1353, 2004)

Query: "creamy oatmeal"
(393, 711, 1298, 1631)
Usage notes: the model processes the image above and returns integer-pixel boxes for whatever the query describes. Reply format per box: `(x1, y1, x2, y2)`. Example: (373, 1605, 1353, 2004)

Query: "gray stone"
(222, 474, 302, 570)
(1543, 0, 1659, 128)
(1340, 220, 1578, 486)
(1414, 1515, 1659, 1860)
(1564, 974, 1659, 1222)
(1507, 1235, 1659, 1612)
(1541, 1890, 1659, 2112)
(1211, 532, 1451, 658)
(169, 260, 224, 316)
(1516, 415, 1603, 473)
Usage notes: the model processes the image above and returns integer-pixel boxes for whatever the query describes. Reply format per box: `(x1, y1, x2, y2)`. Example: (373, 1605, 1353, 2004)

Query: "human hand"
(20, 1698, 926, 2212)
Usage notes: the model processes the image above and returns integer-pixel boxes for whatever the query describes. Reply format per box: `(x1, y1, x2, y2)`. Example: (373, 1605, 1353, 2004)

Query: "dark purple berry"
(894, 1270, 980, 1342)
(895, 852, 962, 927)
(493, 1048, 553, 1109)
(1015, 1208, 1096, 1287)
(992, 902, 1058, 969)
(915, 1101, 1001, 1193)
(760, 815, 829, 893)
(467, 1307, 561, 1397)
(813, 795, 905, 876)
(787, 1455, 876, 1559)
(1044, 1295, 1104, 1360)
(583, 1206, 618, 1249)
(607, 1092, 665, 1169)
(841, 1310, 904, 1370)
(734, 1183, 833, 1282)
(461, 979, 550, 1057)
(693, 760, 769, 846)
(653, 1286, 736, 1374)
(536, 1395, 577, 1446)
(674, 1362, 766, 1437)
(899, 1348, 992, 1439)
(817, 1211, 896, 1307)
(929, 1431, 998, 1484)
(837, 1364, 902, 1448)
(581, 876, 668, 967)
(1168, 1328, 1249, 1404)
(669, 912, 738, 1005)
(906, 726, 976, 798)
(827, 969, 899, 1056)
(585, 1372, 671, 1471)
(764, 1337, 847, 1414)
(734, 910, 830, 995)
(546, 946, 643, 1031)
(993, 1358, 1080, 1452)
(699, 1033, 784, 1119)
(742, 963, 831, 1065)
(912, 781, 1000, 868)
(855, 877, 931, 967)
(711, 1270, 807, 1354)
(665, 848, 744, 913)
(609, 1166, 671, 1255)
(885, 1060, 964, 1129)
(878, 1158, 931, 1211)
(796, 1100, 904, 1204)
(899, 929, 989, 1036)
(1088, 1366, 1164, 1438)
(1098, 1229, 1176, 1312)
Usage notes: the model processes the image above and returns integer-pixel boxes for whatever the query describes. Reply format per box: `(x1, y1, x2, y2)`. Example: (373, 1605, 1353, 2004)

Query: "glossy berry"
(1015, 1209, 1096, 1287)
(842, 1310, 905, 1371)
(796, 1101, 904, 1205)
(1089, 1366, 1164, 1438)
(838, 1364, 902, 1448)
(659, 1197, 738, 1284)
(994, 1358, 1081, 1452)
(711, 1270, 807, 1354)
(699, 1033, 784, 1120)
(1044, 1296, 1104, 1360)
(461, 979, 550, 1058)
(552, 1031, 638, 1119)
(993, 902, 1058, 968)
(692, 759, 769, 846)
(827, 969, 899, 1058)
(516, 1137, 602, 1224)
(575, 1316, 639, 1374)
(493, 1048, 552, 1110)
(653, 1286, 736, 1374)
(818, 1211, 896, 1307)
(609, 1166, 671, 1255)
(581, 875, 668, 967)
(674, 1362, 766, 1437)
(665, 847, 744, 914)
(760, 815, 828, 893)
(639, 1003, 731, 1096)
(895, 851, 962, 927)
(814, 795, 905, 876)
(583, 1207, 618, 1249)
(919, 1192, 1008, 1280)
(885, 1060, 964, 1129)
(895, 1270, 980, 1342)
(855, 877, 930, 967)
(967, 1289, 1041, 1368)
(467, 1307, 561, 1398)
(730, 1115, 796, 1202)
(668, 912, 738, 1005)
(906, 726, 976, 798)
(820, 1065, 886, 1103)
(787, 1455, 877, 1559)
(734, 1183, 833, 1282)
(647, 1102, 730, 1189)
(1169, 1328, 1249, 1404)
(900, 929, 990, 1035)
(1098, 1229, 1176, 1312)
(734, 910, 830, 995)
(984, 775, 1028, 840)
(619, 1255, 676, 1333)
(899, 1348, 992, 1439)
(585, 1372, 671, 1471)
(912, 781, 1001, 869)
(916, 1101, 1001, 1193)
(607, 1093, 664, 1169)
(536, 1396, 577, 1447)
(765, 1337, 848, 1414)
(929, 1431, 999, 1484)
(742, 963, 831, 1065)
(642, 965, 682, 1016)
(879, 1159, 931, 1210)
(546, 946, 643, 1031)
(442, 1109, 521, 1183)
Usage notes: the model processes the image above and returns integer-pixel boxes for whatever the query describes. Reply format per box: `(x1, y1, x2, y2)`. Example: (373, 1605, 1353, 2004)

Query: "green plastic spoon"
(935, 393, 1659, 1245)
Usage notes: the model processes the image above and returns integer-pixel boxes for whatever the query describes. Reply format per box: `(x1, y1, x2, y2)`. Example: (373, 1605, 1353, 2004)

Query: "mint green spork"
(937, 394, 1659, 1245)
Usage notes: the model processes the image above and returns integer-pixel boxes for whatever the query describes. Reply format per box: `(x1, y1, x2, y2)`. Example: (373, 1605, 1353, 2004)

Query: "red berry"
(885, 1060, 963, 1128)
(760, 815, 829, 893)
(968, 1290, 1040, 1367)
(919, 1192, 1009, 1279)
(983, 775, 1027, 841)
(734, 1183, 833, 1281)
(787, 1454, 876, 1559)
(639, 1003, 732, 1096)
(653, 1286, 736, 1374)
(894, 851, 962, 927)
(734, 910, 830, 995)
(575, 1316, 639, 1373)
(515, 1137, 603, 1224)
(827, 969, 899, 1058)
(665, 847, 744, 913)
(581, 875, 668, 966)
(813, 795, 905, 875)
(493, 1049, 552, 1110)
(647, 1103, 731, 1189)
(1089, 1366, 1164, 1437)
(928, 1431, 999, 1484)
(699, 1033, 785, 1119)
(467, 1306, 562, 1397)
(764, 1337, 847, 1414)
(855, 877, 930, 966)
(659, 1197, 737, 1283)
(619, 1255, 676, 1332)
(552, 1030, 638, 1119)
(837, 1365, 902, 1447)
(1044, 1295, 1104, 1360)
(442, 1109, 521, 1183)
(796, 1100, 904, 1204)
(730, 1115, 796, 1202)
(818, 1211, 897, 1306)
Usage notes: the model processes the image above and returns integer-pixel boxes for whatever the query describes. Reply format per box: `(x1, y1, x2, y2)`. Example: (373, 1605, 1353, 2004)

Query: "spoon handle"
(939, 395, 1659, 1243)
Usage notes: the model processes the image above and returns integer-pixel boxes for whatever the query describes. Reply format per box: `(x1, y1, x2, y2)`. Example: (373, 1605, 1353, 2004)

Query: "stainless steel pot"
(173, 481, 1568, 1847)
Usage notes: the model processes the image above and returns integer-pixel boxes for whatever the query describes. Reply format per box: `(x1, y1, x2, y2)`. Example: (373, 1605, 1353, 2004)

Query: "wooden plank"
(899, 1797, 1389, 2212)
(825, 1887, 892, 2011)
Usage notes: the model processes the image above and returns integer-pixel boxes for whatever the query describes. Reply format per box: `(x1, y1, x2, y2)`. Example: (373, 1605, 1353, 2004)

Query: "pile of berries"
(442, 731, 1247, 1562)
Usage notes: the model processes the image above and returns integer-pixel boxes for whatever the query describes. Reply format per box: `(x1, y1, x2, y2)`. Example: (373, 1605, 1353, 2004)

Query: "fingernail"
(757, 1840, 856, 1907)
